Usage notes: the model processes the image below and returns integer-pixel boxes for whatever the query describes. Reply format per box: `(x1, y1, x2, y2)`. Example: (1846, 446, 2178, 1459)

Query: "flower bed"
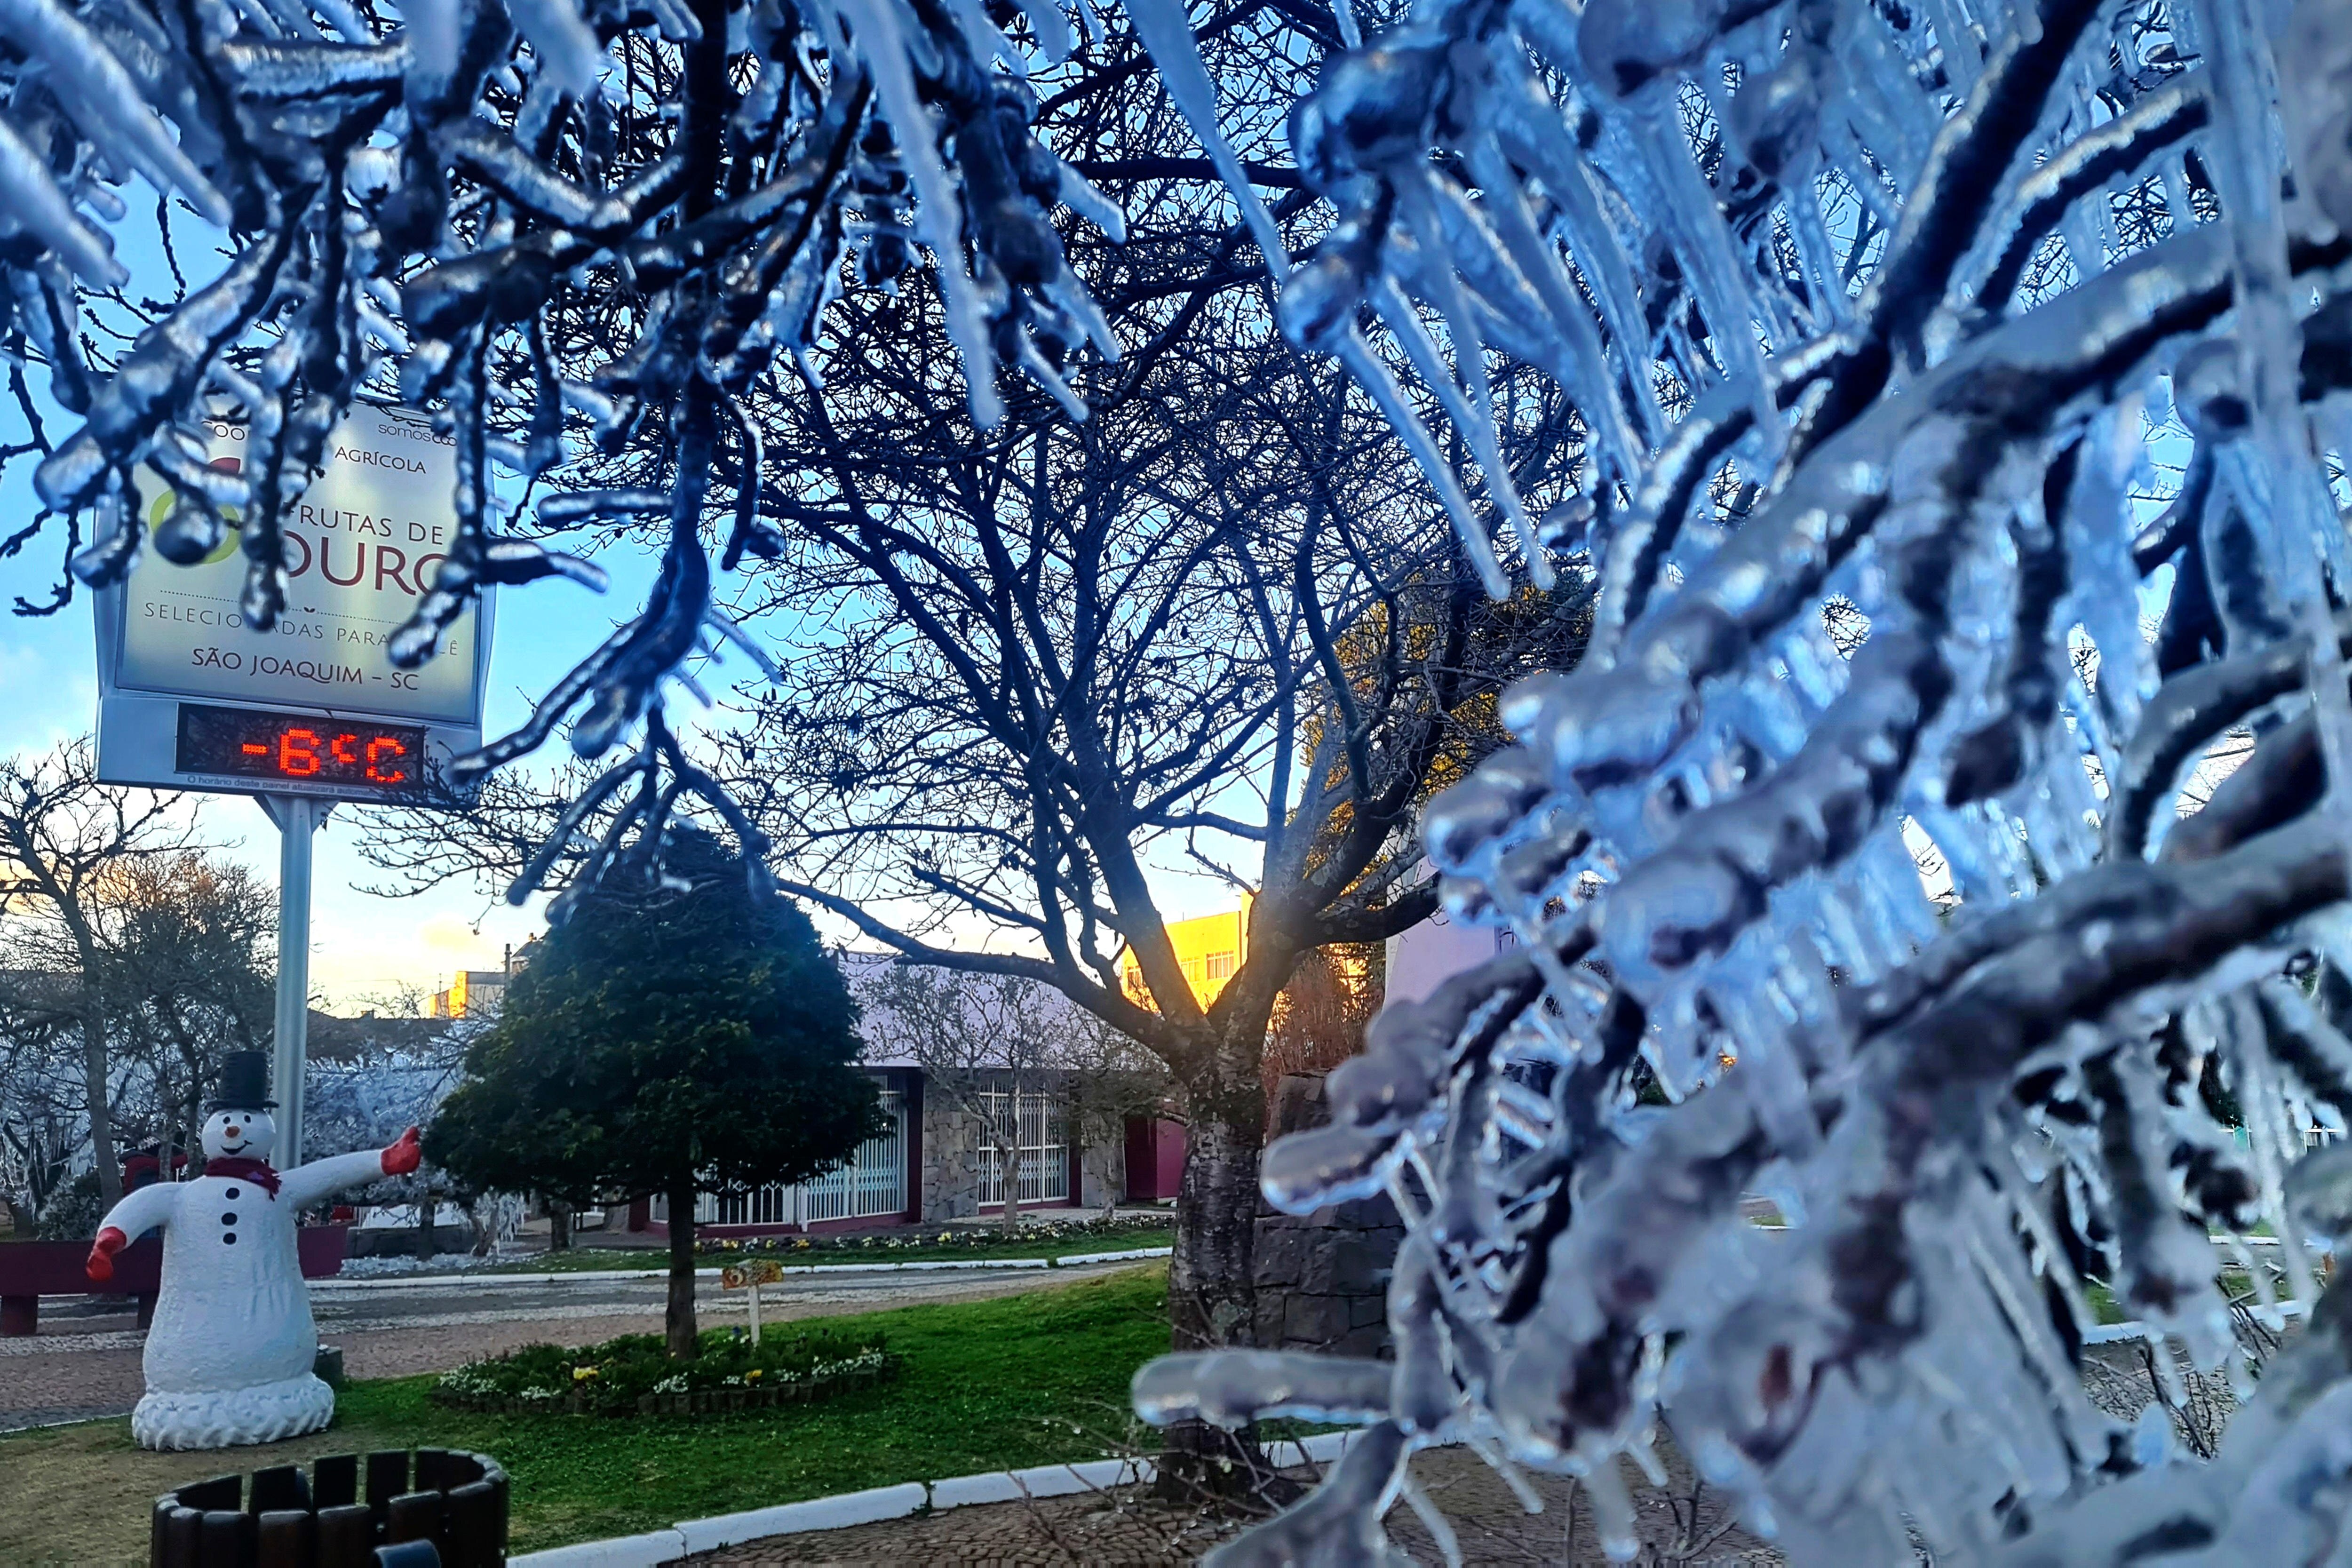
(693, 1212, 1172, 1259)
(431, 1326, 893, 1416)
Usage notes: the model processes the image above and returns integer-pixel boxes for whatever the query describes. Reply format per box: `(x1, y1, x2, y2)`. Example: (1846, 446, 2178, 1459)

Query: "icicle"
(0, 0, 230, 225)
(1119, 0, 1285, 273)
(841, 0, 1002, 428)
(1334, 329, 1510, 598)
(505, 0, 604, 99)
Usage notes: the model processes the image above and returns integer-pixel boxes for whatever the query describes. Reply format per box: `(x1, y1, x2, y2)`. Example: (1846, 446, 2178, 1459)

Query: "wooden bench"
(0, 1226, 349, 1336)
(150, 1447, 508, 1567)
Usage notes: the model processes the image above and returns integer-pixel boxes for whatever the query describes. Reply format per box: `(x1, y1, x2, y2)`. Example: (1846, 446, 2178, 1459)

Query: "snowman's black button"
(222, 1213, 237, 1225)
(225, 1187, 240, 1199)
(223, 1233, 238, 1245)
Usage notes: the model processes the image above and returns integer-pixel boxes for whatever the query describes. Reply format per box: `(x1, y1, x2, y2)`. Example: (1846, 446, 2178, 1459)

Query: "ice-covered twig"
(1150, 0, 2352, 1557)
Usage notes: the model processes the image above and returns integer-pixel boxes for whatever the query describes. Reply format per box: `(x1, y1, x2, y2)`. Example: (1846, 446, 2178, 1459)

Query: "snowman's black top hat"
(208, 1050, 277, 1111)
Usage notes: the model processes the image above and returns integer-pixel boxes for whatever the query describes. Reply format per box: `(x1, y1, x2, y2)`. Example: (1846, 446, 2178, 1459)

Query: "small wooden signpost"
(720, 1259, 786, 1341)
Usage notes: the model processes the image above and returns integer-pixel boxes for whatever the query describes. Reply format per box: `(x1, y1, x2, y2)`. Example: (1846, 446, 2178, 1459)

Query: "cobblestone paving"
(689, 1446, 1784, 1566)
(0, 1264, 1139, 1432)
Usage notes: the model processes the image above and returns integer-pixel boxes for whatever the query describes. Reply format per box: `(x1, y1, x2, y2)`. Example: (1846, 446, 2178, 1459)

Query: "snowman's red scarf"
(204, 1157, 282, 1197)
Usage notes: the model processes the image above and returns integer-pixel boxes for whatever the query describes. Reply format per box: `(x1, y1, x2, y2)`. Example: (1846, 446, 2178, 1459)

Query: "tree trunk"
(548, 1198, 572, 1251)
(184, 1078, 204, 1179)
(665, 1181, 699, 1357)
(80, 992, 121, 1206)
(999, 1102, 1022, 1238)
(1156, 1043, 1286, 1502)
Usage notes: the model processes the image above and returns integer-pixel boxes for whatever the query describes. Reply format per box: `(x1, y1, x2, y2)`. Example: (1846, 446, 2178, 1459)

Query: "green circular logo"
(152, 487, 241, 565)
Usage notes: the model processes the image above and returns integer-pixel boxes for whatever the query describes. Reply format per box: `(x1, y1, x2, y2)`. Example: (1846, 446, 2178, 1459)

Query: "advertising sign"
(720, 1261, 788, 1289)
(94, 406, 493, 801)
(114, 409, 483, 725)
(721, 1259, 789, 1338)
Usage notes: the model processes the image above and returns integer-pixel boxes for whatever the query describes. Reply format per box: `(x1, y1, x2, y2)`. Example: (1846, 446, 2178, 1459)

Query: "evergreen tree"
(429, 830, 878, 1355)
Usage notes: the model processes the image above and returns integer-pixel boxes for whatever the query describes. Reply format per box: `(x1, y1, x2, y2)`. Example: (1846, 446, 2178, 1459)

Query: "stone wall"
(1252, 1192, 1402, 1358)
(1251, 1074, 1403, 1359)
(918, 1095, 997, 1223)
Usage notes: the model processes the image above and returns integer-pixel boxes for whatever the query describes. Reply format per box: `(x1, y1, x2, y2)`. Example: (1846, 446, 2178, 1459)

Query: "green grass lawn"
(481, 1225, 1175, 1274)
(0, 1265, 1172, 1568)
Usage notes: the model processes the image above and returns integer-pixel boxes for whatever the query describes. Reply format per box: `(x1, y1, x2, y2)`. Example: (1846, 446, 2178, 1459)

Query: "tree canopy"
(428, 827, 878, 1349)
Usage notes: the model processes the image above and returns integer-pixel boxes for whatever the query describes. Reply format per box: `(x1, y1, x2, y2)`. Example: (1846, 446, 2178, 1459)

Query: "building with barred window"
(621, 953, 1165, 1238)
(623, 1063, 1122, 1238)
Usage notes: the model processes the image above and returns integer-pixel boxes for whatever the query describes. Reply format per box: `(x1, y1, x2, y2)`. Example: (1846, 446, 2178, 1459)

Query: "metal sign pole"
(262, 796, 326, 1167)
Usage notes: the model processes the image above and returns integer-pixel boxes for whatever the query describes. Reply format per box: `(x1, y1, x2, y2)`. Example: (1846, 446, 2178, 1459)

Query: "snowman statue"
(86, 1050, 424, 1449)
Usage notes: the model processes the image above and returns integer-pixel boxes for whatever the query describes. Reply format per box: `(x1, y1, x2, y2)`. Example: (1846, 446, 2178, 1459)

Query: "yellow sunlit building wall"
(1120, 893, 1253, 1009)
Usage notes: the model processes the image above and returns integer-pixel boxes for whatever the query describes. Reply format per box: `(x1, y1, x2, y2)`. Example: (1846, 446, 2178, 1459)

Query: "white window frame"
(661, 1088, 907, 1227)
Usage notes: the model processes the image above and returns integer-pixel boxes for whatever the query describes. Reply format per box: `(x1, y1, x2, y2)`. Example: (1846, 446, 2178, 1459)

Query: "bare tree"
(347, 0, 1585, 1484)
(857, 962, 1144, 1234)
(84, 850, 277, 1186)
(362, 411, 1587, 1489)
(0, 739, 197, 1205)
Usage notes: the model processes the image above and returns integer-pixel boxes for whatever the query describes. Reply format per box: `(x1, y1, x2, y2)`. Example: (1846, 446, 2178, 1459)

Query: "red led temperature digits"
(175, 705, 428, 796)
(277, 728, 324, 775)
(365, 736, 409, 784)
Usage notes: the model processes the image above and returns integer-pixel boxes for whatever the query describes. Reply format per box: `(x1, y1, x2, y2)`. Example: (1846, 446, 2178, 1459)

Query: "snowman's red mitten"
(382, 1127, 422, 1176)
(87, 1227, 127, 1284)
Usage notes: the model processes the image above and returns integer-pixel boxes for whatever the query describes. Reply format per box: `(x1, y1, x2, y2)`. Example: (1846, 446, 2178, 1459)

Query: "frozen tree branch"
(1124, 0, 2352, 1559)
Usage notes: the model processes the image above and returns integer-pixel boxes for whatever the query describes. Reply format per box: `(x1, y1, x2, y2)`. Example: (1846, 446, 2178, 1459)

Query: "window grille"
(804, 1090, 906, 1222)
(1205, 951, 1236, 980)
(670, 1089, 906, 1227)
(975, 1085, 1069, 1206)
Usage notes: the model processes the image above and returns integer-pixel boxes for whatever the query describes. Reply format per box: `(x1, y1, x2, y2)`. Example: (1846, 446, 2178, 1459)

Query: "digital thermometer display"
(175, 703, 426, 794)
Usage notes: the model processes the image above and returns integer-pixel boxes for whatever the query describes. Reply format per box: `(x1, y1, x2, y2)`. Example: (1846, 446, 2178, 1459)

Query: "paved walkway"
(0, 1263, 1140, 1432)
(686, 1445, 1783, 1566)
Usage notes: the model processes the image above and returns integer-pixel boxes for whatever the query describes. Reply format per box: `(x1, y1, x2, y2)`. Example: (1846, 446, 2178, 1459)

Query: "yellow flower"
(938, 1233, 952, 1243)
(572, 1366, 599, 1381)
(747, 1368, 763, 1381)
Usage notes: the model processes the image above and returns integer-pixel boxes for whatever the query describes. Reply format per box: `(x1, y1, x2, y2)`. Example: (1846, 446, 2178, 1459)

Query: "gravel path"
(0, 1263, 1139, 1432)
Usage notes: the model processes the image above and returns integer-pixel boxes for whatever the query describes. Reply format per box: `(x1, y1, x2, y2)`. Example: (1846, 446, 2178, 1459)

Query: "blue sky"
(2, 512, 1240, 1006)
